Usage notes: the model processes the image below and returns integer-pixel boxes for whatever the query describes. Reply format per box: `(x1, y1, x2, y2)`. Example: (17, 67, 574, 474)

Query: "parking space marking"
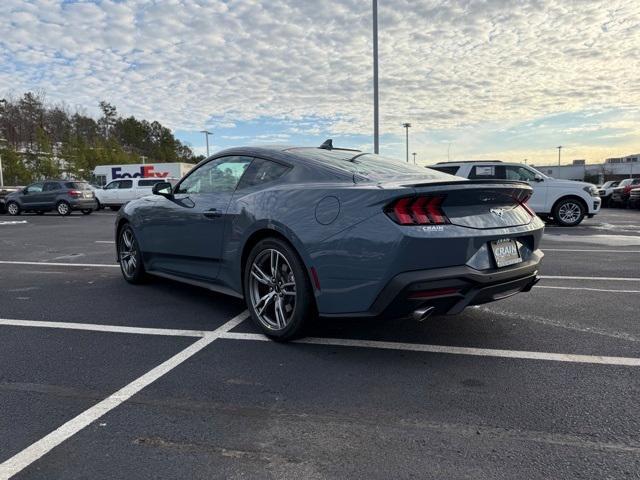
(0, 318, 206, 338)
(0, 310, 249, 480)
(541, 275, 640, 281)
(0, 261, 118, 268)
(95, 240, 115, 244)
(0, 221, 28, 225)
(543, 248, 640, 253)
(220, 332, 640, 367)
(536, 286, 640, 294)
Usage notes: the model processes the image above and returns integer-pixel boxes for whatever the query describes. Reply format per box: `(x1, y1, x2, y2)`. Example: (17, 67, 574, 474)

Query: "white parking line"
(95, 240, 115, 244)
(540, 275, 640, 282)
(0, 221, 28, 225)
(220, 332, 640, 367)
(0, 318, 205, 338)
(0, 311, 249, 479)
(0, 261, 118, 268)
(543, 248, 640, 253)
(536, 286, 640, 294)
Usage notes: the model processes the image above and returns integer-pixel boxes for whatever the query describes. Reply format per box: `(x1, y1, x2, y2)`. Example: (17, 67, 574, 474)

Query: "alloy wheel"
(558, 202, 581, 224)
(57, 202, 70, 215)
(119, 228, 138, 278)
(249, 248, 297, 331)
(7, 203, 19, 215)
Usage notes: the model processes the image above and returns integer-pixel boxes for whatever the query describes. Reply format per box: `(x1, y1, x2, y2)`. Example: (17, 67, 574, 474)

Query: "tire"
(81, 209, 93, 215)
(95, 199, 102, 210)
(117, 224, 147, 284)
(6, 201, 21, 216)
(110, 206, 120, 211)
(56, 201, 71, 216)
(553, 197, 585, 227)
(244, 237, 316, 341)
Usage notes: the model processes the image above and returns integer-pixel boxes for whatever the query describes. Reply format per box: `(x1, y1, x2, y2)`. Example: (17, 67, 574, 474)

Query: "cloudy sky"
(1, 0, 639, 165)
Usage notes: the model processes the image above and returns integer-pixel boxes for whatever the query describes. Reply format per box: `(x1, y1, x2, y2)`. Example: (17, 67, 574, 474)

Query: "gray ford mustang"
(115, 141, 544, 340)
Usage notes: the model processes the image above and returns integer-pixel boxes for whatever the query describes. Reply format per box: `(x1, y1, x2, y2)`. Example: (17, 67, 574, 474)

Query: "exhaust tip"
(412, 306, 435, 322)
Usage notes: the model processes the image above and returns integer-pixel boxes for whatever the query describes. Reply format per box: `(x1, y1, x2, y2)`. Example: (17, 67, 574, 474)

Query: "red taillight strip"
(408, 287, 460, 299)
(387, 196, 450, 225)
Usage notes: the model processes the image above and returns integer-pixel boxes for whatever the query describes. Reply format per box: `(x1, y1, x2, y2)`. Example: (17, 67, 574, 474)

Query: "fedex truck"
(92, 163, 194, 187)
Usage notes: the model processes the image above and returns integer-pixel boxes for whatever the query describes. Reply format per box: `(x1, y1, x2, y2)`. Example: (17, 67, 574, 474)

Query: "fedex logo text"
(112, 166, 170, 179)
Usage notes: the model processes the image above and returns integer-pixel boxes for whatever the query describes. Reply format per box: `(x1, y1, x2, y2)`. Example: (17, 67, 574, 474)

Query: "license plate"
(490, 239, 522, 268)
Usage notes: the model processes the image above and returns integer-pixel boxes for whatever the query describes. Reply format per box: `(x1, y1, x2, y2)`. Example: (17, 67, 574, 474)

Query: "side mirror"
(152, 181, 173, 198)
(22, 188, 28, 194)
(534, 174, 544, 182)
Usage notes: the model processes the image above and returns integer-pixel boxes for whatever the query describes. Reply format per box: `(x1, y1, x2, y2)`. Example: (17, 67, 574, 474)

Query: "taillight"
(385, 196, 450, 225)
(68, 190, 82, 198)
(520, 194, 535, 217)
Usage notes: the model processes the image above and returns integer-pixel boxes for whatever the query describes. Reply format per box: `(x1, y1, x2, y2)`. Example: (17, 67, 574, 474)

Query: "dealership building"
(531, 153, 639, 183)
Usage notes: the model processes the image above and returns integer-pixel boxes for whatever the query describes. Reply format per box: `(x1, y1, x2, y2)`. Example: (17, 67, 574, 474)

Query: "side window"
(138, 179, 163, 187)
(237, 158, 290, 190)
(176, 156, 253, 194)
(26, 182, 44, 193)
(469, 165, 505, 179)
(505, 166, 536, 182)
(43, 182, 61, 192)
(105, 181, 120, 190)
(119, 180, 133, 189)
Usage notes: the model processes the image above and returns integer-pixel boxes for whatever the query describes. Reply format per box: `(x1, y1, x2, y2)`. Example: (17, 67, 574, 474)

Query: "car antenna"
(319, 139, 333, 150)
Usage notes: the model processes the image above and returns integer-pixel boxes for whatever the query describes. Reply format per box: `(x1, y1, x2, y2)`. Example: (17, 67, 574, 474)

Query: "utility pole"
(557, 146, 562, 166)
(0, 151, 4, 189)
(412, 152, 417, 164)
(200, 130, 213, 157)
(402, 123, 411, 163)
(372, 0, 379, 154)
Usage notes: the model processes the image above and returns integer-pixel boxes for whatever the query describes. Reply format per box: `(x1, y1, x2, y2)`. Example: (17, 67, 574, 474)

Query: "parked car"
(429, 161, 601, 226)
(610, 178, 640, 207)
(115, 142, 544, 341)
(597, 180, 619, 207)
(628, 187, 640, 209)
(0, 187, 21, 214)
(95, 177, 178, 210)
(4, 180, 97, 216)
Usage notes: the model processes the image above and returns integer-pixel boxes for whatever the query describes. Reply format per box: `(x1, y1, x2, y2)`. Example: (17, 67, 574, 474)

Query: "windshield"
(527, 166, 550, 179)
(619, 179, 633, 187)
(290, 148, 458, 182)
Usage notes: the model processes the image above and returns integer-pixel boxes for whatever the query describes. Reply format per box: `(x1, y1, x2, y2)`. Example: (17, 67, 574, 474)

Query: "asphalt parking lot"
(1, 209, 639, 479)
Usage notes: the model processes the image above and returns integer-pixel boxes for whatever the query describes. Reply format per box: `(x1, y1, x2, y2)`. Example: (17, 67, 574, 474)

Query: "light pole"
(200, 130, 213, 157)
(0, 151, 4, 189)
(557, 146, 562, 166)
(402, 123, 411, 163)
(412, 152, 417, 164)
(372, 0, 379, 153)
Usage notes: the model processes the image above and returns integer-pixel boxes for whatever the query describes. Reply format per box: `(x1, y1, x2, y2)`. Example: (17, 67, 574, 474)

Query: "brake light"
(385, 196, 450, 225)
(68, 190, 82, 198)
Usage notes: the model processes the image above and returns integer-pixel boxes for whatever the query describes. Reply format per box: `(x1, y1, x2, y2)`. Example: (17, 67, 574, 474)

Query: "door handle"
(203, 208, 222, 219)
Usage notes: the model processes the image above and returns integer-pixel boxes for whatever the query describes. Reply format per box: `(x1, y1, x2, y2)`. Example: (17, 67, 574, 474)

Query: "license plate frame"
(490, 238, 522, 268)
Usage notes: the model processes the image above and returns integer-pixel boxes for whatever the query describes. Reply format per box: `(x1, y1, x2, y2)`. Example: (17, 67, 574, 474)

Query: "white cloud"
(0, 0, 639, 150)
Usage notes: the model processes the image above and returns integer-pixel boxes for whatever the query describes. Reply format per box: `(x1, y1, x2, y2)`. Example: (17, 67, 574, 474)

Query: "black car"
(4, 180, 97, 216)
(628, 187, 640, 209)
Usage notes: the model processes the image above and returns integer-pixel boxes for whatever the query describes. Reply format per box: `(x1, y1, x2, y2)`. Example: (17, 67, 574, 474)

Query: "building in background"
(530, 154, 639, 184)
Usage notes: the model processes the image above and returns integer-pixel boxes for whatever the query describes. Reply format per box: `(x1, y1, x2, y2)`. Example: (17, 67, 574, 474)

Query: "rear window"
(289, 148, 456, 181)
(138, 179, 164, 187)
(65, 182, 90, 190)
(429, 165, 460, 175)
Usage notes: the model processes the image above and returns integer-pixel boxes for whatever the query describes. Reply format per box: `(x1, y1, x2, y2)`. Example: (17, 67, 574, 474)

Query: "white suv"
(429, 161, 601, 226)
(95, 178, 177, 210)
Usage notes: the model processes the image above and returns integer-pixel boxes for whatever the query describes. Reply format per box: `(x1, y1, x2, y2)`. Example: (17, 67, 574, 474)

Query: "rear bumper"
(322, 250, 543, 319)
(70, 198, 98, 210)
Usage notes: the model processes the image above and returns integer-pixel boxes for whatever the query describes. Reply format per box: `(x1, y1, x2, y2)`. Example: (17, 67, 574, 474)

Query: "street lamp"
(557, 146, 562, 166)
(372, 0, 379, 153)
(200, 130, 213, 157)
(402, 123, 411, 163)
(412, 152, 417, 164)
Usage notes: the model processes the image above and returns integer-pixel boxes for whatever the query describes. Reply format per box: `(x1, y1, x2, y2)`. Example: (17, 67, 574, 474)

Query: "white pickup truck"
(429, 161, 601, 226)
(94, 178, 177, 210)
